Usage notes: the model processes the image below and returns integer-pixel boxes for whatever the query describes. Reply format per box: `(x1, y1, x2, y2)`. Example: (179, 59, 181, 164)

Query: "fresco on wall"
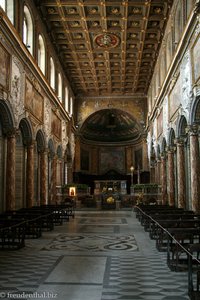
(0, 45, 9, 89)
(169, 75, 181, 119)
(25, 78, 44, 122)
(100, 148, 124, 174)
(51, 111, 61, 139)
(192, 35, 200, 82)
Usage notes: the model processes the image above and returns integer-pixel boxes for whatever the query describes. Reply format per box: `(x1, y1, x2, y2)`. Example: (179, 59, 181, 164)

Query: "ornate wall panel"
(0, 44, 10, 90)
(25, 78, 44, 123)
(169, 75, 181, 119)
(192, 35, 200, 83)
(157, 109, 163, 137)
(51, 111, 61, 140)
(10, 57, 24, 122)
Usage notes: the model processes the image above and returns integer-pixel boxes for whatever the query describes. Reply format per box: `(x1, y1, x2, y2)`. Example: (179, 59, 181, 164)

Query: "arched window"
(58, 73, 62, 101)
(38, 34, 46, 74)
(50, 57, 55, 90)
(23, 6, 33, 55)
(65, 87, 69, 112)
(0, 0, 14, 24)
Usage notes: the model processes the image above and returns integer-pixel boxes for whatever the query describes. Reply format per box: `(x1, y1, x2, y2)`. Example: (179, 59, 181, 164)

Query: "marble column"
(157, 160, 161, 185)
(6, 133, 16, 211)
(155, 159, 161, 184)
(26, 143, 34, 208)
(51, 155, 57, 204)
(176, 140, 186, 209)
(67, 164, 73, 183)
(154, 161, 158, 183)
(40, 151, 47, 205)
(168, 149, 175, 206)
(142, 139, 149, 171)
(150, 165, 155, 183)
(189, 127, 200, 212)
(161, 156, 168, 205)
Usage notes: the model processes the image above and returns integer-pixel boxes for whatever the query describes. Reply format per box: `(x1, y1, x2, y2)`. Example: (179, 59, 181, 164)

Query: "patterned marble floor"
(0, 210, 191, 300)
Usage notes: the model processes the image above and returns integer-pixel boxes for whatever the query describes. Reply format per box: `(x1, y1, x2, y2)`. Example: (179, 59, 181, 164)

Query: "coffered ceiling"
(35, 0, 173, 97)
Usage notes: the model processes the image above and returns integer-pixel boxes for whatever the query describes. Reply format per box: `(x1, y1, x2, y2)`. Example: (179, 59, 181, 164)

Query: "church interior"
(0, 0, 200, 299)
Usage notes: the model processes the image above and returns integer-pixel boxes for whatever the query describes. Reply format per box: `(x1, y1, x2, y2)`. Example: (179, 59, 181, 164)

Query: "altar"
(94, 180, 127, 210)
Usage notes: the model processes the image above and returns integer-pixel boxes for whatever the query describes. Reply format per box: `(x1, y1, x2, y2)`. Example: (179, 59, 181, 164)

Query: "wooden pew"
(0, 220, 26, 250)
(0, 212, 42, 238)
(187, 243, 200, 300)
(167, 228, 200, 272)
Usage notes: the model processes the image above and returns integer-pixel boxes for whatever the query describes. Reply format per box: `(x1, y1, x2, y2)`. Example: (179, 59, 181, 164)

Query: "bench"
(167, 228, 200, 272)
(188, 243, 200, 300)
(0, 220, 26, 250)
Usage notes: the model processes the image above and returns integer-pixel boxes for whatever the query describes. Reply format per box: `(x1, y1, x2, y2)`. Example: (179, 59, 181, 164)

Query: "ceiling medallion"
(94, 33, 120, 49)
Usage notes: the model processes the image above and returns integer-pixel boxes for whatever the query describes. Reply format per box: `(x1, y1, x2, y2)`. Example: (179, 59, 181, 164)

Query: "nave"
(0, 210, 190, 300)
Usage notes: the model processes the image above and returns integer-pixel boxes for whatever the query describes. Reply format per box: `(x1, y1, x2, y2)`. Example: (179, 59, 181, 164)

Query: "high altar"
(94, 180, 127, 209)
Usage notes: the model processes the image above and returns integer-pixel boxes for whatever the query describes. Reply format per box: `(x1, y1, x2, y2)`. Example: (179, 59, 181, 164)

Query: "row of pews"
(134, 204, 200, 300)
(0, 200, 75, 250)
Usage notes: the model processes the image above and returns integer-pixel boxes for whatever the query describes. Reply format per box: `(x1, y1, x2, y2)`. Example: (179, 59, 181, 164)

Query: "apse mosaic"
(42, 234, 138, 252)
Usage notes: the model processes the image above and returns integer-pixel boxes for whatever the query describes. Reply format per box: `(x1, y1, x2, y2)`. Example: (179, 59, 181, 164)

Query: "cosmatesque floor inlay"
(42, 234, 138, 252)
(78, 217, 127, 225)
